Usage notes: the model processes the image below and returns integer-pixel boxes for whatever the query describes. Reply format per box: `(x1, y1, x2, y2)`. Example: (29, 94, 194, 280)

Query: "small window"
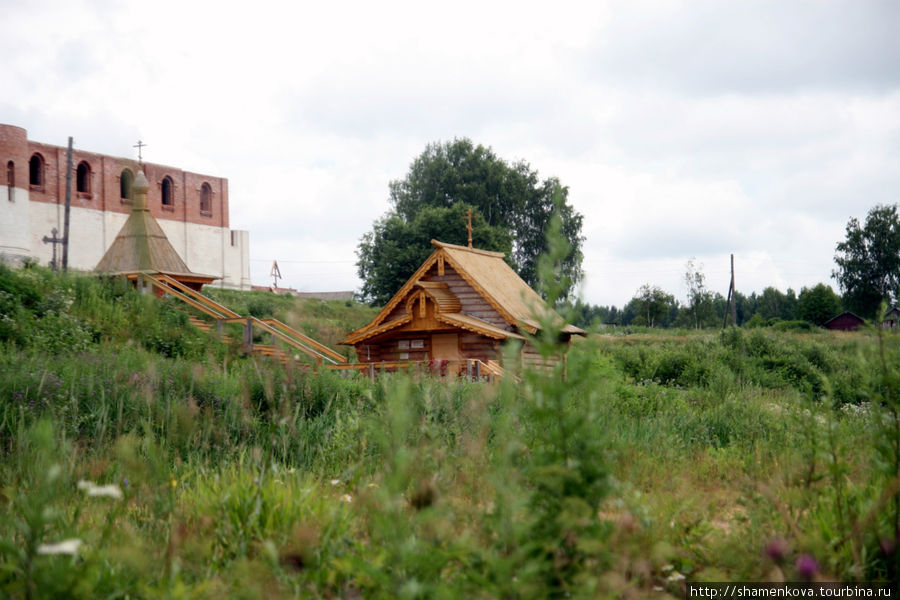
(29, 154, 43, 188)
(231, 231, 237, 247)
(161, 176, 174, 208)
(76, 161, 91, 194)
(6, 161, 13, 202)
(200, 182, 212, 214)
(120, 169, 134, 200)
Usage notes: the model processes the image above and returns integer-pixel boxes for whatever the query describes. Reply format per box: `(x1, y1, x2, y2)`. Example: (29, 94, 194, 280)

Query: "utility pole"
(723, 254, 737, 328)
(61, 137, 73, 273)
(730, 254, 737, 326)
(270, 260, 282, 290)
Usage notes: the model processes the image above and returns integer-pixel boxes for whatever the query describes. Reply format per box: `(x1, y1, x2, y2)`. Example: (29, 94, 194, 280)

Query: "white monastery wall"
(0, 184, 31, 263)
(1, 192, 250, 289)
(0, 123, 251, 289)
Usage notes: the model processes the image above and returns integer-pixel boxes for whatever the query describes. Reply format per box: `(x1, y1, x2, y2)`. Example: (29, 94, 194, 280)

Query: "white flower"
(666, 572, 686, 583)
(77, 480, 123, 500)
(340, 494, 352, 503)
(330, 479, 341, 486)
(37, 539, 82, 555)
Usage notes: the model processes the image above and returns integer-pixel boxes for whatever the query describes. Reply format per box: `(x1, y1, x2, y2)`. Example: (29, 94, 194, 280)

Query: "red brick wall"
(0, 124, 229, 228)
(0, 125, 29, 196)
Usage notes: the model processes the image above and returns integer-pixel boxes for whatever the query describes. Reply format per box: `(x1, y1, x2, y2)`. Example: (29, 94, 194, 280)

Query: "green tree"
(684, 258, 714, 328)
(357, 139, 584, 305)
(633, 284, 675, 327)
(356, 203, 512, 305)
(733, 290, 754, 326)
(569, 300, 620, 329)
(797, 283, 843, 326)
(833, 204, 900, 318)
(755, 287, 797, 322)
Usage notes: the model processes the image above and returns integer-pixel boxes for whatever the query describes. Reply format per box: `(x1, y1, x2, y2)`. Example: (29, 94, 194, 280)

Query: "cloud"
(2, 0, 897, 307)
(585, 0, 900, 95)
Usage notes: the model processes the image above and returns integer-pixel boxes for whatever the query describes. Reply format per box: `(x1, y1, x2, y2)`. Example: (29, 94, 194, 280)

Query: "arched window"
(29, 154, 43, 188)
(76, 161, 91, 194)
(120, 169, 134, 201)
(161, 176, 174, 208)
(6, 161, 13, 202)
(200, 182, 212, 214)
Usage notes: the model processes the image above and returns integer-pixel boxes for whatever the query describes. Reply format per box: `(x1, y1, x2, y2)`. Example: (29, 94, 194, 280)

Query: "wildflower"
(765, 538, 790, 564)
(170, 478, 177, 489)
(340, 494, 352, 503)
(666, 571, 685, 584)
(77, 480, 123, 500)
(37, 539, 82, 555)
(89, 484, 123, 499)
(330, 479, 341, 486)
(795, 554, 819, 580)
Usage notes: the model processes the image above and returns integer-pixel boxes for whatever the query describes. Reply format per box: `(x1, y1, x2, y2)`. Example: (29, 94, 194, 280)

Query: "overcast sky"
(3, 0, 898, 307)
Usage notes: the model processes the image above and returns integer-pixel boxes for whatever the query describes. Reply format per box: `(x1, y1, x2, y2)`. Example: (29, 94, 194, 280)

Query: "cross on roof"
(133, 140, 147, 164)
(461, 208, 478, 248)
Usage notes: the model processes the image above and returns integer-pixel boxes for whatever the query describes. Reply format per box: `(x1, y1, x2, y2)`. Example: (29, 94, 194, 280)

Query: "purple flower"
(765, 538, 790, 564)
(795, 554, 819, 580)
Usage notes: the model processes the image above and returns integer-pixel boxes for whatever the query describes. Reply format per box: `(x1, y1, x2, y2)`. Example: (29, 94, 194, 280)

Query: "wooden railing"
(326, 358, 504, 381)
(140, 273, 231, 321)
(225, 315, 345, 365)
(150, 273, 241, 318)
(140, 273, 345, 366)
(262, 318, 345, 363)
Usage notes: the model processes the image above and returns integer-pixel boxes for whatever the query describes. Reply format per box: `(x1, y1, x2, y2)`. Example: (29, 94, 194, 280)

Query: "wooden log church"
(341, 239, 584, 376)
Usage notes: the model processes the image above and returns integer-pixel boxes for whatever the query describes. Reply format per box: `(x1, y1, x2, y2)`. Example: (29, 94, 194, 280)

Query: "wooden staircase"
(186, 314, 232, 343)
(138, 272, 346, 370)
(187, 314, 210, 332)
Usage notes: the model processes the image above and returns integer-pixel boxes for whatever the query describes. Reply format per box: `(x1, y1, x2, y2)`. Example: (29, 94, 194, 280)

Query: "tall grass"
(1, 262, 899, 596)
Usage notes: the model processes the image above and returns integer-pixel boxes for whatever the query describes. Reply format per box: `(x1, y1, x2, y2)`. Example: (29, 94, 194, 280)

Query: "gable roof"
(823, 311, 866, 329)
(342, 239, 583, 345)
(95, 170, 216, 282)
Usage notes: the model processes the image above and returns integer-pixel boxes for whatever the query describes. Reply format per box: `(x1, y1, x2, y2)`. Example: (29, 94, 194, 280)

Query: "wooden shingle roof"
(435, 241, 582, 335)
(95, 170, 216, 282)
(342, 239, 583, 345)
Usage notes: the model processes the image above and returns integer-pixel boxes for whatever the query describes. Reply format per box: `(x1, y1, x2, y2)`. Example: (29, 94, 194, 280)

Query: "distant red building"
(824, 311, 866, 331)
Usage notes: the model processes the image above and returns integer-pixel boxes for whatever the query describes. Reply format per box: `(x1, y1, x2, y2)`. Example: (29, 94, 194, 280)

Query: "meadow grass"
(1, 265, 898, 597)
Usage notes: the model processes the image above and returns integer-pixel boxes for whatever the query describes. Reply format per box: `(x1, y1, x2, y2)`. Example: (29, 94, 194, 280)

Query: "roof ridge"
(430, 239, 506, 258)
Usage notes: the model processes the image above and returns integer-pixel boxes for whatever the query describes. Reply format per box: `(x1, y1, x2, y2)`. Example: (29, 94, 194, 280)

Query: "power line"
(249, 258, 355, 264)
